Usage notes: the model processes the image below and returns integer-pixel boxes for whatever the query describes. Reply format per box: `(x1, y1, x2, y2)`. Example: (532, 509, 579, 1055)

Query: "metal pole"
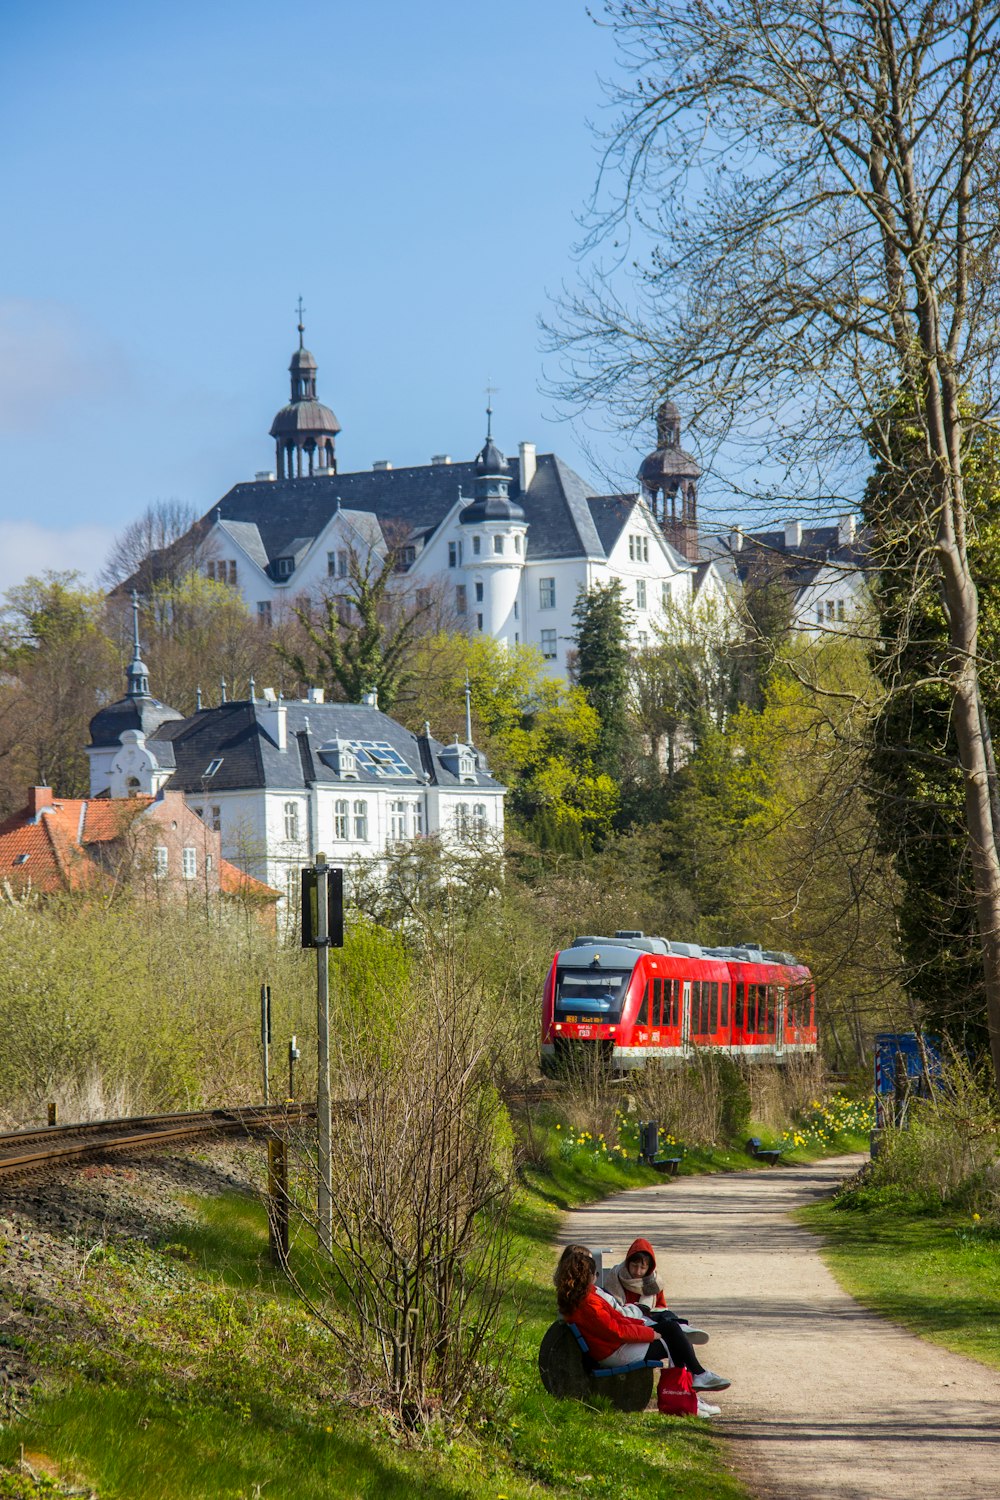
(315, 856, 333, 1254)
(288, 1034, 299, 1101)
(260, 984, 271, 1105)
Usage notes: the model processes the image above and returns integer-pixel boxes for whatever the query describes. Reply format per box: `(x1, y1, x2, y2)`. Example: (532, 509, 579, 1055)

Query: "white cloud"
(0, 521, 115, 595)
(0, 299, 120, 434)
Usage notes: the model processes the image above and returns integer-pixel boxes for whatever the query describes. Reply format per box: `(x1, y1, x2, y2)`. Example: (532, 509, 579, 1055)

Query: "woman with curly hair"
(554, 1244, 667, 1369)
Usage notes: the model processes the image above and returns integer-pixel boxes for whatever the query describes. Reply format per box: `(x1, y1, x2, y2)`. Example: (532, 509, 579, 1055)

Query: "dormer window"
(317, 739, 360, 779)
(275, 557, 294, 578)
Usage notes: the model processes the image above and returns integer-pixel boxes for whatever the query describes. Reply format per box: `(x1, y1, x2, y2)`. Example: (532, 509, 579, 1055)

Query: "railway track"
(0, 1103, 315, 1182)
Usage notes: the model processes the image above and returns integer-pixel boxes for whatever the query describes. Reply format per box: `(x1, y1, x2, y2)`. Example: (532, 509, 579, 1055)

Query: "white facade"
(200, 484, 725, 680)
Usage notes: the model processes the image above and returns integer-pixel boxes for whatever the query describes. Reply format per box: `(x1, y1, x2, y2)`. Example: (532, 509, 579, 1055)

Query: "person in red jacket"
(601, 1238, 730, 1393)
(555, 1243, 666, 1367)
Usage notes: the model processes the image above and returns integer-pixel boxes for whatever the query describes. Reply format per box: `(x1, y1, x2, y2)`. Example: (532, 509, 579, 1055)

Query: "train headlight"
(554, 1023, 563, 1031)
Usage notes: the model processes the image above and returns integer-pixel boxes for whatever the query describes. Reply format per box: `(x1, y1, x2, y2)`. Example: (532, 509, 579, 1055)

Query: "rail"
(0, 1103, 316, 1181)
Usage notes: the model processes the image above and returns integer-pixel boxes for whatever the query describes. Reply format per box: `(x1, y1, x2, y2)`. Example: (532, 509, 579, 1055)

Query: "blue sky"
(0, 0, 676, 592)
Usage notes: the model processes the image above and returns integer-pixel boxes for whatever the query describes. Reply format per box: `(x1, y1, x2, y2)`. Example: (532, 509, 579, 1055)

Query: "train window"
(672, 979, 681, 1026)
(710, 982, 719, 1033)
(637, 982, 650, 1026)
(766, 985, 776, 1034)
(653, 977, 664, 1026)
(720, 983, 729, 1030)
(748, 984, 760, 1032)
(735, 982, 744, 1031)
(554, 968, 632, 1022)
(697, 981, 711, 1034)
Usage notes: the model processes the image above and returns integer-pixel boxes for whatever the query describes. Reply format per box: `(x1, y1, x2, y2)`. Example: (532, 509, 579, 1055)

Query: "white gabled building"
(168, 328, 730, 679)
(702, 515, 868, 636)
(87, 607, 505, 908)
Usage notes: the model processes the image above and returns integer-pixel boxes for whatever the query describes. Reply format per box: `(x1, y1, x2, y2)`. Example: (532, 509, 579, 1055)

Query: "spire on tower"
(126, 590, 150, 699)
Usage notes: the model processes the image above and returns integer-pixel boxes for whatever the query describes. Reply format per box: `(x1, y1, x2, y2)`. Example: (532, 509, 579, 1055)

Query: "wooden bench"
(746, 1135, 784, 1165)
(538, 1320, 663, 1412)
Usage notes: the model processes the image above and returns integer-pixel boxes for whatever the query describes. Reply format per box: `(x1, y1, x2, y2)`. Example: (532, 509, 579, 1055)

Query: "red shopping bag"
(657, 1366, 698, 1415)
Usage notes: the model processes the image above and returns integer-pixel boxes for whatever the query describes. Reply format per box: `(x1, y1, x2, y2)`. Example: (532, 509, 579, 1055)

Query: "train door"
(681, 981, 692, 1057)
(775, 985, 786, 1057)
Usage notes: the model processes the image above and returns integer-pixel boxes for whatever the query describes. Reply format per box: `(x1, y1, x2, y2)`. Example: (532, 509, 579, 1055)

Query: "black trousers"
(644, 1313, 705, 1375)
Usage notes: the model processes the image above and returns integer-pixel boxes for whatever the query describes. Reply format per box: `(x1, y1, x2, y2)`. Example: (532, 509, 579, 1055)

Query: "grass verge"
(0, 1128, 750, 1500)
(800, 1192, 1000, 1371)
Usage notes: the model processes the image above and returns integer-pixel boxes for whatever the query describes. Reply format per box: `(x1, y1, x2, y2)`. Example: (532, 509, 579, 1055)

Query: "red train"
(540, 931, 817, 1075)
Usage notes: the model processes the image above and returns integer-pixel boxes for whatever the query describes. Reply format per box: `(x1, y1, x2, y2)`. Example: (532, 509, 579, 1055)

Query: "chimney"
(519, 441, 537, 491)
(28, 786, 53, 818)
(838, 513, 857, 546)
(306, 687, 325, 704)
(254, 470, 276, 482)
(730, 526, 744, 552)
(373, 460, 393, 471)
(784, 520, 803, 549)
(256, 698, 287, 751)
(431, 454, 452, 465)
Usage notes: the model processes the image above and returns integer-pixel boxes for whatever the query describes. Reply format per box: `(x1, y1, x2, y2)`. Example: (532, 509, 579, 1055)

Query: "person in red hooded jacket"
(554, 1243, 668, 1367)
(601, 1238, 731, 1393)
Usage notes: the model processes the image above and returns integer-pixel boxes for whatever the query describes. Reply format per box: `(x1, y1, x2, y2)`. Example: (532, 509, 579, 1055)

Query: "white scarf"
(613, 1262, 662, 1298)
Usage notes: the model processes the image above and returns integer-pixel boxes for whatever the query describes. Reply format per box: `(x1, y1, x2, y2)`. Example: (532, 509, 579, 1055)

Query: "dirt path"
(561, 1156, 1000, 1500)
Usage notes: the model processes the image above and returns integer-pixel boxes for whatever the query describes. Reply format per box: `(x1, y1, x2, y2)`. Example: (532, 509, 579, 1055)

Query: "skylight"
(203, 758, 224, 777)
(344, 740, 416, 778)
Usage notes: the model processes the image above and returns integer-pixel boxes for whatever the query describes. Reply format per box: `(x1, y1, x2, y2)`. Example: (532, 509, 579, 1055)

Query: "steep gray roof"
(199, 451, 609, 575)
(219, 520, 269, 572)
(151, 701, 504, 794)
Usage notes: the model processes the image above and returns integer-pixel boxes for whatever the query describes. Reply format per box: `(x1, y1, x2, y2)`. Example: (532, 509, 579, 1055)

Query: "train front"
(540, 938, 641, 1076)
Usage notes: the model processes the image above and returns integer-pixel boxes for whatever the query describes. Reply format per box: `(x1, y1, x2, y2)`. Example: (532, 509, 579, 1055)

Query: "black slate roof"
(206, 451, 609, 568)
(150, 701, 503, 794)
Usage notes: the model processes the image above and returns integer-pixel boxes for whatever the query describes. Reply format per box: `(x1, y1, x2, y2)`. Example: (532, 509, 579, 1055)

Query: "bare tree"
(101, 498, 199, 592)
(553, 1, 1000, 1089)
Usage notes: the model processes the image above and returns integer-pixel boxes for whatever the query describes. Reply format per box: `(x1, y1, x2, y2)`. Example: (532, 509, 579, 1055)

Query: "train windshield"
(554, 968, 632, 1021)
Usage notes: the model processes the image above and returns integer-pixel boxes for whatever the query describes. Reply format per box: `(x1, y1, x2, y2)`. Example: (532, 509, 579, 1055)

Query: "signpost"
(301, 857, 344, 1255)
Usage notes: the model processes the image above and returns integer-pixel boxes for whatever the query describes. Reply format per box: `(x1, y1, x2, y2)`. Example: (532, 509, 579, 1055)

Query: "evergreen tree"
(572, 580, 633, 780)
(864, 412, 1000, 1049)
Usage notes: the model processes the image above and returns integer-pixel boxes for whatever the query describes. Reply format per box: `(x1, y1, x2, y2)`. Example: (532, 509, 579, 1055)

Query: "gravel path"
(561, 1156, 1000, 1500)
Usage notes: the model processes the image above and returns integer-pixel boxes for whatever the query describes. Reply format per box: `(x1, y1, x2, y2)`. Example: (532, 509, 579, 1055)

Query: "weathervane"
(484, 378, 498, 437)
(296, 295, 306, 347)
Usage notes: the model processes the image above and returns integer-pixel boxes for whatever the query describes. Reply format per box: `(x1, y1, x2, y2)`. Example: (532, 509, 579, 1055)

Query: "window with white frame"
(837, 598, 846, 621)
(473, 535, 481, 556)
(476, 613, 484, 631)
(661, 580, 672, 608)
(413, 800, 424, 836)
(334, 799, 349, 839)
(390, 799, 408, 842)
(353, 799, 368, 840)
(454, 802, 471, 840)
(448, 540, 462, 567)
(327, 551, 336, 576)
(539, 577, 555, 609)
(337, 549, 348, 578)
(514, 534, 522, 553)
(816, 602, 824, 624)
(284, 801, 299, 841)
(473, 803, 488, 836)
(475, 581, 484, 602)
(210, 805, 221, 831)
(513, 599, 519, 619)
(826, 599, 836, 621)
(257, 601, 272, 625)
(636, 579, 647, 610)
(540, 629, 557, 660)
(456, 584, 467, 614)
(182, 846, 197, 880)
(493, 534, 504, 554)
(638, 631, 649, 649)
(153, 846, 168, 879)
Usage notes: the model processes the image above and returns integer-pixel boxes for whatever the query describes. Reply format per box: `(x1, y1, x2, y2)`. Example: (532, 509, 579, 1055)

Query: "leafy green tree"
(864, 412, 1000, 1048)
(572, 580, 633, 779)
(402, 632, 619, 848)
(274, 549, 431, 712)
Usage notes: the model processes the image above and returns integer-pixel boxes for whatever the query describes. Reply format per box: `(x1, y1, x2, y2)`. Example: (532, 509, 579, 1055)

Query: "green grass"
(800, 1195, 1000, 1370)
(0, 1127, 751, 1500)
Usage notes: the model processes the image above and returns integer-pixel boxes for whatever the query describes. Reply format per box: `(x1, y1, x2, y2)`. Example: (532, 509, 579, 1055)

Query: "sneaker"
(693, 1370, 731, 1392)
(679, 1325, 709, 1345)
(696, 1398, 721, 1418)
